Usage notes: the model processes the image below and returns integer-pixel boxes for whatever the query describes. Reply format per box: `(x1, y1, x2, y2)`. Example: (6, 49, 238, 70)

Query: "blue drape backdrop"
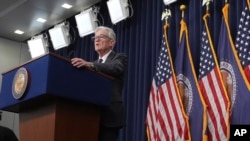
(49, 0, 246, 140)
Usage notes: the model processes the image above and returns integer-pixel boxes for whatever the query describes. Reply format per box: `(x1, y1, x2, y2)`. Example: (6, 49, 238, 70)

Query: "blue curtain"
(52, 0, 246, 140)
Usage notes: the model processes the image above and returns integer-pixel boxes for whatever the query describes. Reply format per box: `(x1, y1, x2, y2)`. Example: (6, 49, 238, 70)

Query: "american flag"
(174, 20, 207, 141)
(146, 24, 190, 141)
(217, 4, 250, 124)
(235, 6, 250, 83)
(198, 14, 230, 141)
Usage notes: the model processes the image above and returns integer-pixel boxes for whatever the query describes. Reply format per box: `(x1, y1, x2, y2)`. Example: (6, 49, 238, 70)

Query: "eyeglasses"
(92, 35, 111, 40)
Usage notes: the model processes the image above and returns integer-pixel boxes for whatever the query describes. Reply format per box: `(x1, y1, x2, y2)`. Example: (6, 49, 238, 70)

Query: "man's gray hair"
(95, 26, 116, 40)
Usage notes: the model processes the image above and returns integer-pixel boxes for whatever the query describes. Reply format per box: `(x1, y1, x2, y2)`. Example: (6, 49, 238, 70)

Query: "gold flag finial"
(180, 5, 186, 18)
(161, 9, 171, 24)
(202, 0, 213, 12)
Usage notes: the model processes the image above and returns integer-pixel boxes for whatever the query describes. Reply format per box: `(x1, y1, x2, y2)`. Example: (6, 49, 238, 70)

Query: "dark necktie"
(98, 59, 103, 63)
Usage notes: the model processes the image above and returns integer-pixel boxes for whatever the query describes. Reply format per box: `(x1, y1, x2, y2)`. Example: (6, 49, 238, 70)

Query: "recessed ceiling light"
(14, 30, 24, 35)
(37, 18, 47, 23)
(62, 3, 72, 9)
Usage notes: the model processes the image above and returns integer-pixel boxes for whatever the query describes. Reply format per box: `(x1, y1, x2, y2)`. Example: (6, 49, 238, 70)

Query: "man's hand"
(71, 58, 93, 68)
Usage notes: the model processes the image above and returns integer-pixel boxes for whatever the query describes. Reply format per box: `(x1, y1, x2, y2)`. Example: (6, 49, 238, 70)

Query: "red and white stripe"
(147, 76, 189, 141)
(199, 67, 229, 141)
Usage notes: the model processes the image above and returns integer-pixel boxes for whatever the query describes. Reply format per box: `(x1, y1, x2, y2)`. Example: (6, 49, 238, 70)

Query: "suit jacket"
(92, 51, 127, 127)
(0, 126, 18, 141)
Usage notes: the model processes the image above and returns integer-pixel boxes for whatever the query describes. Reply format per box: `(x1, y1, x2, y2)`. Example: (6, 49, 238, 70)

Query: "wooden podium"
(0, 53, 113, 141)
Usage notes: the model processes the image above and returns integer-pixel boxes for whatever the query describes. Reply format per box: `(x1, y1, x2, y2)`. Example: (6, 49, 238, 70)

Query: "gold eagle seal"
(12, 67, 29, 99)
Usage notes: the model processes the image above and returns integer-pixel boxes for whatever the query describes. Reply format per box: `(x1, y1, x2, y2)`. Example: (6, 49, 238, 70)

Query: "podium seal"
(12, 67, 29, 99)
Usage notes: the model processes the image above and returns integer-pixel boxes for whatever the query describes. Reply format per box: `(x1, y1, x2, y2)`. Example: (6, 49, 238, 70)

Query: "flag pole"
(247, 0, 250, 10)
(180, 5, 186, 19)
(206, 1, 211, 14)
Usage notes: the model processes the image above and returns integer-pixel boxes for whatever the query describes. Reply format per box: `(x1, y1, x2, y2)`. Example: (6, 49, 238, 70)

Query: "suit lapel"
(105, 51, 116, 63)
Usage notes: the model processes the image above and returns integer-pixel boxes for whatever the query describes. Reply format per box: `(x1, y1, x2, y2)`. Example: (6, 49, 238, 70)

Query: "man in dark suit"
(0, 126, 18, 141)
(71, 26, 127, 141)
(0, 111, 18, 141)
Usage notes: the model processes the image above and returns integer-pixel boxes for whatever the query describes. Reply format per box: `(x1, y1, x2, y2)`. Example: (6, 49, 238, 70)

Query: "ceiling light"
(27, 34, 48, 59)
(107, 0, 129, 24)
(75, 7, 99, 37)
(62, 3, 72, 9)
(14, 30, 24, 35)
(37, 18, 47, 23)
(48, 22, 71, 50)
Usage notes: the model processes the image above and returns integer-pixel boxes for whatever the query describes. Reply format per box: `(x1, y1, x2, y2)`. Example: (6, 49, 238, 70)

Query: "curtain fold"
(52, 0, 246, 140)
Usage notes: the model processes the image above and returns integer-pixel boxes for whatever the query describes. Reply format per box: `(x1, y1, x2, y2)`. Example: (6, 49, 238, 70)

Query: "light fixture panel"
(75, 9, 97, 37)
(163, 0, 177, 5)
(27, 36, 48, 59)
(107, 0, 129, 24)
(49, 24, 70, 50)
